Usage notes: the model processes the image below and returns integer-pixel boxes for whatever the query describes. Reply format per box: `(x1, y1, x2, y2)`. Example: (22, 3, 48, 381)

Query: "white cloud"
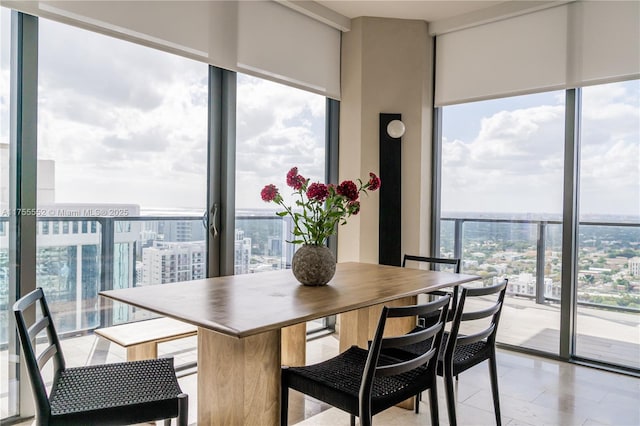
(235, 75, 326, 210)
(443, 104, 566, 215)
(442, 81, 639, 218)
(36, 20, 209, 211)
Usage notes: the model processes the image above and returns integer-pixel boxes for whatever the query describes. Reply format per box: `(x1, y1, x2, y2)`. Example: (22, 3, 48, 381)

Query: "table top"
(100, 262, 479, 338)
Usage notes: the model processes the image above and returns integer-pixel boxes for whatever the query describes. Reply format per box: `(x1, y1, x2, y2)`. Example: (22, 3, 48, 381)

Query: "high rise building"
(141, 240, 206, 285)
(235, 229, 251, 275)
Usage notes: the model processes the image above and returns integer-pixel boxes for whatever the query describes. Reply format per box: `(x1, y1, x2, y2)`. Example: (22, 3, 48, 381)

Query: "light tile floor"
(10, 332, 640, 426)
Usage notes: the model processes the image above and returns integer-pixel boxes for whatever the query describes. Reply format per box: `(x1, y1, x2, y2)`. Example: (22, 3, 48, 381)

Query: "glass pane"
(0, 7, 16, 420)
(235, 74, 326, 274)
(577, 80, 640, 369)
(37, 19, 208, 341)
(440, 91, 565, 355)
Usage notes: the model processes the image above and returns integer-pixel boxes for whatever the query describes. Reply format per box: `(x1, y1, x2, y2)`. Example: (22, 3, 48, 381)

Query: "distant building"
(141, 241, 205, 285)
(630, 257, 640, 276)
(505, 273, 558, 298)
(235, 229, 251, 274)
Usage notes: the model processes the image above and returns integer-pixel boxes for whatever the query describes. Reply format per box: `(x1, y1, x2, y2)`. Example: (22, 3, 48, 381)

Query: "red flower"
(258, 167, 381, 245)
(348, 201, 361, 215)
(307, 182, 329, 202)
(286, 167, 306, 190)
(337, 180, 359, 201)
(368, 173, 381, 191)
(261, 184, 279, 202)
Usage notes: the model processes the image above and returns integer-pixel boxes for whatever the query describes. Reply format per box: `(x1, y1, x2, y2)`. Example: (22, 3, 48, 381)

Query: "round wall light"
(386, 119, 406, 138)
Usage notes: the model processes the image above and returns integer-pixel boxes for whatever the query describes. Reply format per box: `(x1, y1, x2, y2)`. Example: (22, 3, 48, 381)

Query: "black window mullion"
(560, 88, 581, 360)
(207, 66, 236, 277)
(9, 10, 39, 421)
(325, 98, 340, 257)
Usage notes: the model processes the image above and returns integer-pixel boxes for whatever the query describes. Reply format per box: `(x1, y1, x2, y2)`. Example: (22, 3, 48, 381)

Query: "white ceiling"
(315, 0, 505, 23)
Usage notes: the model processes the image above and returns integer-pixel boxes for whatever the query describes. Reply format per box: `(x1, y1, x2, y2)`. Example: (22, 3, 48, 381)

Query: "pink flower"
(367, 172, 381, 191)
(261, 184, 279, 202)
(337, 180, 359, 201)
(286, 167, 306, 190)
(307, 182, 329, 202)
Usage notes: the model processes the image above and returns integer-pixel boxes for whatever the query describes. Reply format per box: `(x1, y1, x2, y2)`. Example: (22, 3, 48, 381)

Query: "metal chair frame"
(439, 279, 508, 426)
(281, 295, 451, 426)
(402, 254, 462, 324)
(13, 288, 188, 425)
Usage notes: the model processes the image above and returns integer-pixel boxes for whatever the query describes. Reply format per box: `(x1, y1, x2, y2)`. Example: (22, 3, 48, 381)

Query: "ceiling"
(315, 0, 506, 23)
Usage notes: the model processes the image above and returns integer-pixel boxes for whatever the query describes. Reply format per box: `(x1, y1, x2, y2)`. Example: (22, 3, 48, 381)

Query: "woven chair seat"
(14, 288, 188, 425)
(448, 337, 491, 374)
(282, 297, 450, 426)
(50, 358, 182, 419)
(285, 346, 432, 416)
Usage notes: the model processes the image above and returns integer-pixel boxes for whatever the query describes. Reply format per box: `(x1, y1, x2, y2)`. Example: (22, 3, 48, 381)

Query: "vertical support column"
(208, 67, 236, 278)
(75, 243, 83, 328)
(379, 113, 402, 266)
(325, 99, 340, 256)
(9, 10, 39, 419)
(536, 222, 547, 304)
(431, 106, 443, 257)
(560, 88, 581, 360)
(453, 219, 463, 263)
(99, 218, 114, 326)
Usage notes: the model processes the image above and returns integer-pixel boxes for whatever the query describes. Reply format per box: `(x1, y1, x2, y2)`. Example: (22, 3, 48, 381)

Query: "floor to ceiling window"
(37, 18, 208, 331)
(438, 83, 640, 371)
(0, 7, 16, 420)
(234, 73, 326, 274)
(2, 4, 339, 421)
(440, 90, 566, 355)
(576, 80, 640, 369)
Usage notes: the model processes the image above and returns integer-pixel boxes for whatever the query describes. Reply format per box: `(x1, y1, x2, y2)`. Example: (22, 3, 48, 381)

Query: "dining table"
(99, 261, 479, 425)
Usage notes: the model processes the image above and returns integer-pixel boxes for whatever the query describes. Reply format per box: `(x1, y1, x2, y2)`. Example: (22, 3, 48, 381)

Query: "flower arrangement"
(261, 167, 381, 246)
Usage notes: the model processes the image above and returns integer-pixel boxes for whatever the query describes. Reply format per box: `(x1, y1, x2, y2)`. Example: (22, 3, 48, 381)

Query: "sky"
(0, 9, 638, 219)
(441, 82, 640, 218)
(1, 10, 325, 214)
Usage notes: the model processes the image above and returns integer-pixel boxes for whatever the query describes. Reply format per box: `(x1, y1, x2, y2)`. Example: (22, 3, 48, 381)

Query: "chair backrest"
(402, 255, 462, 319)
(13, 287, 65, 420)
(402, 254, 461, 274)
(360, 295, 450, 404)
(444, 279, 508, 360)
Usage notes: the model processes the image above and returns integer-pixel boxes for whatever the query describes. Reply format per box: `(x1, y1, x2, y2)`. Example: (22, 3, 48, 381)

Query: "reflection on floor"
(9, 332, 640, 426)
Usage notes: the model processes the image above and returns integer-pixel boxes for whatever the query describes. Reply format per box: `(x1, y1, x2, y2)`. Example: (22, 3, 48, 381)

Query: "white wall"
(338, 17, 433, 263)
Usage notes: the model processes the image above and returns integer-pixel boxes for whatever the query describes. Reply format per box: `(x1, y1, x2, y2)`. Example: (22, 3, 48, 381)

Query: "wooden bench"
(94, 317, 198, 361)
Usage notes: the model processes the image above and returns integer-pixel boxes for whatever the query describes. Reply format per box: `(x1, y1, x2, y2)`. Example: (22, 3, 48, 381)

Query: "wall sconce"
(386, 119, 406, 138)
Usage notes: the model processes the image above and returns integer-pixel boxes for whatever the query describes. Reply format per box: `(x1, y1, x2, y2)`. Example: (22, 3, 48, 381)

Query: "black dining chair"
(402, 254, 462, 326)
(386, 279, 508, 425)
(439, 279, 508, 426)
(281, 295, 451, 426)
(13, 287, 189, 425)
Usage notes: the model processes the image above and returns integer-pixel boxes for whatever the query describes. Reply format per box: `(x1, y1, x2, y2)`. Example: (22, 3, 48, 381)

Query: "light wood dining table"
(99, 262, 479, 425)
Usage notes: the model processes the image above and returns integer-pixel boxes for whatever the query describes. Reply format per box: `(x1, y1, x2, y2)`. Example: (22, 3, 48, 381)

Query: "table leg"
(281, 323, 306, 367)
(198, 327, 281, 426)
(126, 342, 157, 361)
(338, 296, 417, 351)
